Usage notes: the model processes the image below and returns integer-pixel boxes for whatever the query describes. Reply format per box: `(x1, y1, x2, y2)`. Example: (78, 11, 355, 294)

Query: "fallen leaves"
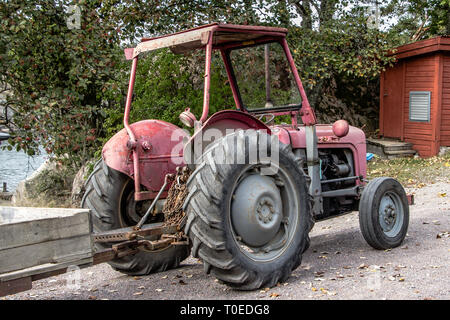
(358, 263, 369, 269)
(314, 271, 325, 277)
(437, 192, 447, 198)
(436, 232, 449, 238)
(301, 264, 311, 270)
(394, 265, 407, 271)
(388, 274, 405, 282)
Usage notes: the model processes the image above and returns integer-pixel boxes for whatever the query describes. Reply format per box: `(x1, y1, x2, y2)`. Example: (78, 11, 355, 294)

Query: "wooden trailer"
(379, 36, 450, 157)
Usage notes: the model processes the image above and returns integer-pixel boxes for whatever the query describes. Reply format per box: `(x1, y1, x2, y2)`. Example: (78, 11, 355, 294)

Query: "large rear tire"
(184, 130, 313, 290)
(81, 160, 190, 275)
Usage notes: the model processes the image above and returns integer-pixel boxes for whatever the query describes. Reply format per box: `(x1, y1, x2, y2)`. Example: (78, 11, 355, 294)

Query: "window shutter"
(409, 91, 430, 122)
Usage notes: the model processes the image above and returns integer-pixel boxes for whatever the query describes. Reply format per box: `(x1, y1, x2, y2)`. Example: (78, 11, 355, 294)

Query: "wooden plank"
(405, 71, 435, 77)
(0, 234, 92, 274)
(0, 277, 31, 297)
(404, 125, 433, 132)
(403, 134, 433, 141)
(0, 258, 93, 282)
(0, 258, 93, 297)
(0, 207, 90, 250)
(405, 76, 435, 82)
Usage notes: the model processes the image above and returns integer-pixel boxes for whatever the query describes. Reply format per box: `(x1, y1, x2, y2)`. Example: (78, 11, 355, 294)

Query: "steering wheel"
(257, 113, 275, 125)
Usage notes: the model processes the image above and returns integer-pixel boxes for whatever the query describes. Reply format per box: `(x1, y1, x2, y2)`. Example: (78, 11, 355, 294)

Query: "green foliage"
(101, 49, 234, 142)
(0, 0, 121, 167)
(383, 0, 449, 43)
(1, 0, 448, 170)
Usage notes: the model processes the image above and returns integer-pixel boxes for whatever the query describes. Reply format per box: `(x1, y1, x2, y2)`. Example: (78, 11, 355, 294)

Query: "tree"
(2, 0, 445, 169)
(383, 0, 449, 43)
(0, 0, 121, 167)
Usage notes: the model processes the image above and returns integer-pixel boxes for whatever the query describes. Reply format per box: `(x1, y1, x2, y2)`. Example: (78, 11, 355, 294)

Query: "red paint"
(332, 120, 350, 138)
(280, 38, 316, 126)
(380, 61, 404, 139)
(107, 24, 364, 202)
(179, 108, 197, 128)
(122, 57, 143, 194)
(220, 49, 242, 110)
(200, 31, 213, 123)
(103, 120, 188, 200)
(124, 48, 134, 60)
(140, 23, 288, 43)
(183, 110, 271, 166)
(273, 124, 367, 179)
(380, 36, 450, 157)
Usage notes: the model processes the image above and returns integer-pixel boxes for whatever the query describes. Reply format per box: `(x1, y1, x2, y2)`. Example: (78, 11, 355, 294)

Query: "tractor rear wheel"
(184, 130, 313, 290)
(81, 160, 190, 275)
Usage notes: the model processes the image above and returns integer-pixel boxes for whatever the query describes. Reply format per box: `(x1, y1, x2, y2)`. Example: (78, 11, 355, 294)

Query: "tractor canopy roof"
(126, 23, 288, 59)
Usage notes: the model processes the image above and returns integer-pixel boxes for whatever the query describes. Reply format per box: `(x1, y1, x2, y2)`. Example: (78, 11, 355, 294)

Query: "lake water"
(0, 143, 48, 192)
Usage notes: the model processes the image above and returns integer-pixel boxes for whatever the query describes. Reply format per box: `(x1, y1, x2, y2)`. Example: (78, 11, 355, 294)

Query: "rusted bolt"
(141, 141, 152, 151)
(127, 139, 137, 150)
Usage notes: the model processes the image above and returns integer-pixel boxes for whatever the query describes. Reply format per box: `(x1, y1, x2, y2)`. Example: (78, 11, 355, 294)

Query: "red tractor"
(82, 23, 410, 290)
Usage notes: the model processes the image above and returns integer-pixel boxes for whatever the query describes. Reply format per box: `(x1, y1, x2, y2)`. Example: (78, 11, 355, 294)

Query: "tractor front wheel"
(81, 160, 190, 275)
(359, 177, 409, 250)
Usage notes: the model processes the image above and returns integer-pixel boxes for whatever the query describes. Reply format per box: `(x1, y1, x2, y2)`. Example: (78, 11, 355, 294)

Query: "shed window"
(409, 91, 430, 122)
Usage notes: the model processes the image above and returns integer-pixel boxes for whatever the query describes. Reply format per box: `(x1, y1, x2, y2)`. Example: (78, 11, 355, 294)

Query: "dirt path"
(3, 182, 449, 300)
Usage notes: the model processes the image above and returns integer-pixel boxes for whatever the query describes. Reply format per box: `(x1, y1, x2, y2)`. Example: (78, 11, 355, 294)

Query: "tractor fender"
(184, 110, 271, 165)
(102, 120, 189, 194)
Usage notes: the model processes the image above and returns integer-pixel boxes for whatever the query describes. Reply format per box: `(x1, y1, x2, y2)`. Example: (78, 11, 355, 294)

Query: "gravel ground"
(3, 182, 449, 300)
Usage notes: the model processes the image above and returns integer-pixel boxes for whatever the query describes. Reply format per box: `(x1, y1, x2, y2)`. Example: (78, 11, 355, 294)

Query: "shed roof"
(390, 36, 450, 60)
(130, 23, 288, 58)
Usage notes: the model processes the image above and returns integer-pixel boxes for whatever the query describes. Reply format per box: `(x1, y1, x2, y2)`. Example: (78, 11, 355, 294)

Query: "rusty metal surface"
(163, 166, 191, 226)
(280, 38, 316, 126)
(133, 23, 288, 57)
(0, 277, 31, 297)
(102, 119, 188, 200)
(134, 173, 175, 230)
(407, 194, 414, 205)
(273, 124, 368, 180)
(92, 233, 187, 265)
(93, 223, 178, 243)
(183, 110, 271, 164)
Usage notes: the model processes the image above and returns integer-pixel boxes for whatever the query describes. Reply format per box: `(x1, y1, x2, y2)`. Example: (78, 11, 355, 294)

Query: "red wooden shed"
(379, 36, 450, 157)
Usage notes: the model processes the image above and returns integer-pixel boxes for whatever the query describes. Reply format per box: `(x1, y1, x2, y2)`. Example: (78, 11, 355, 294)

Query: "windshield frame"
(223, 39, 303, 115)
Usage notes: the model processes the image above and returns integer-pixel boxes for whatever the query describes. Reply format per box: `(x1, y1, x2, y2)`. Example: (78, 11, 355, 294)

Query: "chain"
(162, 166, 191, 226)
